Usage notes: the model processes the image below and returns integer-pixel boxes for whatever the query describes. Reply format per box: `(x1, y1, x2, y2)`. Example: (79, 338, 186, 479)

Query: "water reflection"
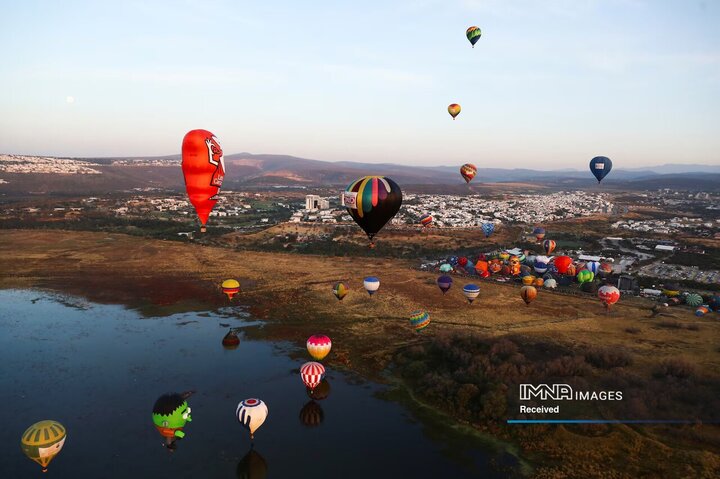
(299, 400, 324, 428)
(236, 448, 268, 479)
(306, 378, 331, 400)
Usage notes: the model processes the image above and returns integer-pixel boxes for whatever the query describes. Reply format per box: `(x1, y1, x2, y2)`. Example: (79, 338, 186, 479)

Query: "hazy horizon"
(1, 0, 719, 168)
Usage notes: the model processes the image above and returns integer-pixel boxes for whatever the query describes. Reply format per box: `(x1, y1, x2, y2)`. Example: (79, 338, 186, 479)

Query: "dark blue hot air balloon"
(481, 222, 495, 238)
(437, 275, 453, 294)
(590, 156, 612, 183)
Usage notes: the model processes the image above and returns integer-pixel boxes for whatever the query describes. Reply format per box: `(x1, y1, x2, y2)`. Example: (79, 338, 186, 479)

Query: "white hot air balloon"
(363, 277, 380, 296)
(236, 398, 268, 440)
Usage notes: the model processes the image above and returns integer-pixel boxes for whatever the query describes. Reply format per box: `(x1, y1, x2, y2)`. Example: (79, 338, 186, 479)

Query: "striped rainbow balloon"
(409, 310, 431, 331)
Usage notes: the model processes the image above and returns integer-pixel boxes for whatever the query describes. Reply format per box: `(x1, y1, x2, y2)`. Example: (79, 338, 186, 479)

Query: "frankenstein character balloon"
(344, 176, 402, 247)
(21, 420, 66, 472)
(182, 130, 225, 233)
(152, 391, 194, 449)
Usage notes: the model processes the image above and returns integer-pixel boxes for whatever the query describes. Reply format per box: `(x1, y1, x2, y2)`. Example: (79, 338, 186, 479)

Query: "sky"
(1, 0, 719, 169)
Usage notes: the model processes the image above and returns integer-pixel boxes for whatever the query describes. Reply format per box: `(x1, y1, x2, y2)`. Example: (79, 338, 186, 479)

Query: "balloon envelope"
(439, 264, 453, 273)
(460, 163, 477, 183)
(448, 103, 461, 119)
(364, 277, 380, 295)
(554, 256, 573, 274)
(344, 176, 402, 243)
(466, 26, 482, 46)
(236, 398, 268, 439)
(437, 275, 453, 294)
(409, 310, 431, 331)
(182, 130, 225, 231)
(543, 240, 556, 255)
(482, 222, 495, 238)
(598, 285, 620, 307)
(300, 362, 326, 390)
(21, 420, 66, 472)
(520, 286, 537, 305)
(333, 282, 348, 300)
(306, 335, 332, 361)
(419, 214, 433, 227)
(590, 156, 612, 183)
(222, 279, 240, 300)
(463, 284, 480, 303)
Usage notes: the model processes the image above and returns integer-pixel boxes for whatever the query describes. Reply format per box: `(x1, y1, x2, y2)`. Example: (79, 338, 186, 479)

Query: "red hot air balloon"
(598, 285, 620, 310)
(300, 362, 326, 392)
(182, 130, 225, 233)
(554, 256, 572, 275)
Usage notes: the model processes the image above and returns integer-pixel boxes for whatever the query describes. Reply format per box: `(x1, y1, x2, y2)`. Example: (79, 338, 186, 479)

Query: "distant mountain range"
(1, 152, 718, 194)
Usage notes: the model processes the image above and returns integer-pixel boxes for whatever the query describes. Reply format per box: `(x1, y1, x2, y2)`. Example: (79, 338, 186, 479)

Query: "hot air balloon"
(458, 257, 468, 268)
(520, 286, 537, 306)
(533, 277, 544, 288)
(481, 222, 495, 238)
(590, 156, 612, 183)
(448, 103, 461, 120)
(300, 362, 326, 391)
(182, 129, 225, 233)
(475, 260, 489, 274)
(460, 163, 477, 183)
(236, 398, 268, 440)
(222, 329, 240, 349)
(534, 259, 549, 274)
(522, 275, 536, 286)
(364, 277, 380, 296)
(599, 262, 613, 275)
(685, 293, 703, 308)
(419, 213, 433, 228)
(21, 421, 66, 472)
(466, 26, 482, 47)
(409, 310, 431, 331)
(344, 176, 402, 247)
(439, 263, 453, 273)
(152, 391, 194, 449)
(542, 240, 556, 255)
(437, 275, 453, 294)
(333, 282, 348, 300)
(306, 335, 332, 361)
(598, 285, 620, 310)
(222, 279, 240, 300)
(306, 378, 331, 400)
(532, 227, 546, 242)
(554, 256, 573, 275)
(695, 306, 709, 317)
(544, 278, 557, 289)
(462, 284, 480, 303)
(586, 261, 601, 275)
(577, 269, 594, 284)
(299, 401, 324, 428)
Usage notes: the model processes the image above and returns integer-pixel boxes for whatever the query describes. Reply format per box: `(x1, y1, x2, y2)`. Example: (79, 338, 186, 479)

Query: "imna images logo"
(519, 384, 622, 401)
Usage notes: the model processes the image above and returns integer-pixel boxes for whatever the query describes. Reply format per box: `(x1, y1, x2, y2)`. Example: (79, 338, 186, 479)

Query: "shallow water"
(0, 290, 521, 478)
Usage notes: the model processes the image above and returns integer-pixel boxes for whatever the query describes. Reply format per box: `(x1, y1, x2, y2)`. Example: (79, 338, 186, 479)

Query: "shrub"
(585, 347, 633, 369)
(655, 358, 695, 379)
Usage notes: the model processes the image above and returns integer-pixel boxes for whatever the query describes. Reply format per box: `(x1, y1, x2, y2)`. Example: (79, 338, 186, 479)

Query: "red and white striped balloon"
(300, 362, 326, 390)
(306, 335, 332, 361)
(598, 285, 620, 309)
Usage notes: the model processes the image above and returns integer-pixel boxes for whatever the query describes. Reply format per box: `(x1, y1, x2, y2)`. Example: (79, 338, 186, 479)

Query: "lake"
(0, 289, 523, 478)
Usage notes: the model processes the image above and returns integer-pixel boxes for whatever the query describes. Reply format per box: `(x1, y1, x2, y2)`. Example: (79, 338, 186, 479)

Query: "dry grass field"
(2, 229, 719, 478)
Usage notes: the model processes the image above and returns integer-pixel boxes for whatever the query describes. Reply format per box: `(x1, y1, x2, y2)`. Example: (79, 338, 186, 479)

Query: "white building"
(305, 195, 330, 211)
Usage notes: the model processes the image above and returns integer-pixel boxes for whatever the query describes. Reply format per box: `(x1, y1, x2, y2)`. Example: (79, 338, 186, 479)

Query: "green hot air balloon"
(466, 26, 482, 47)
(343, 176, 402, 248)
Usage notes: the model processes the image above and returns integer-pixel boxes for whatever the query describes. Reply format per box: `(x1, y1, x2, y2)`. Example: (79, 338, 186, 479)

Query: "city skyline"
(1, 0, 719, 168)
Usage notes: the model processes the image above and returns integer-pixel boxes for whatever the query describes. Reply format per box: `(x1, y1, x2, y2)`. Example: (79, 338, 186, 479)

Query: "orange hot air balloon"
(475, 260, 489, 274)
(182, 129, 225, 233)
(520, 286, 537, 306)
(448, 103, 461, 120)
(553, 255, 572, 275)
(460, 163, 477, 183)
